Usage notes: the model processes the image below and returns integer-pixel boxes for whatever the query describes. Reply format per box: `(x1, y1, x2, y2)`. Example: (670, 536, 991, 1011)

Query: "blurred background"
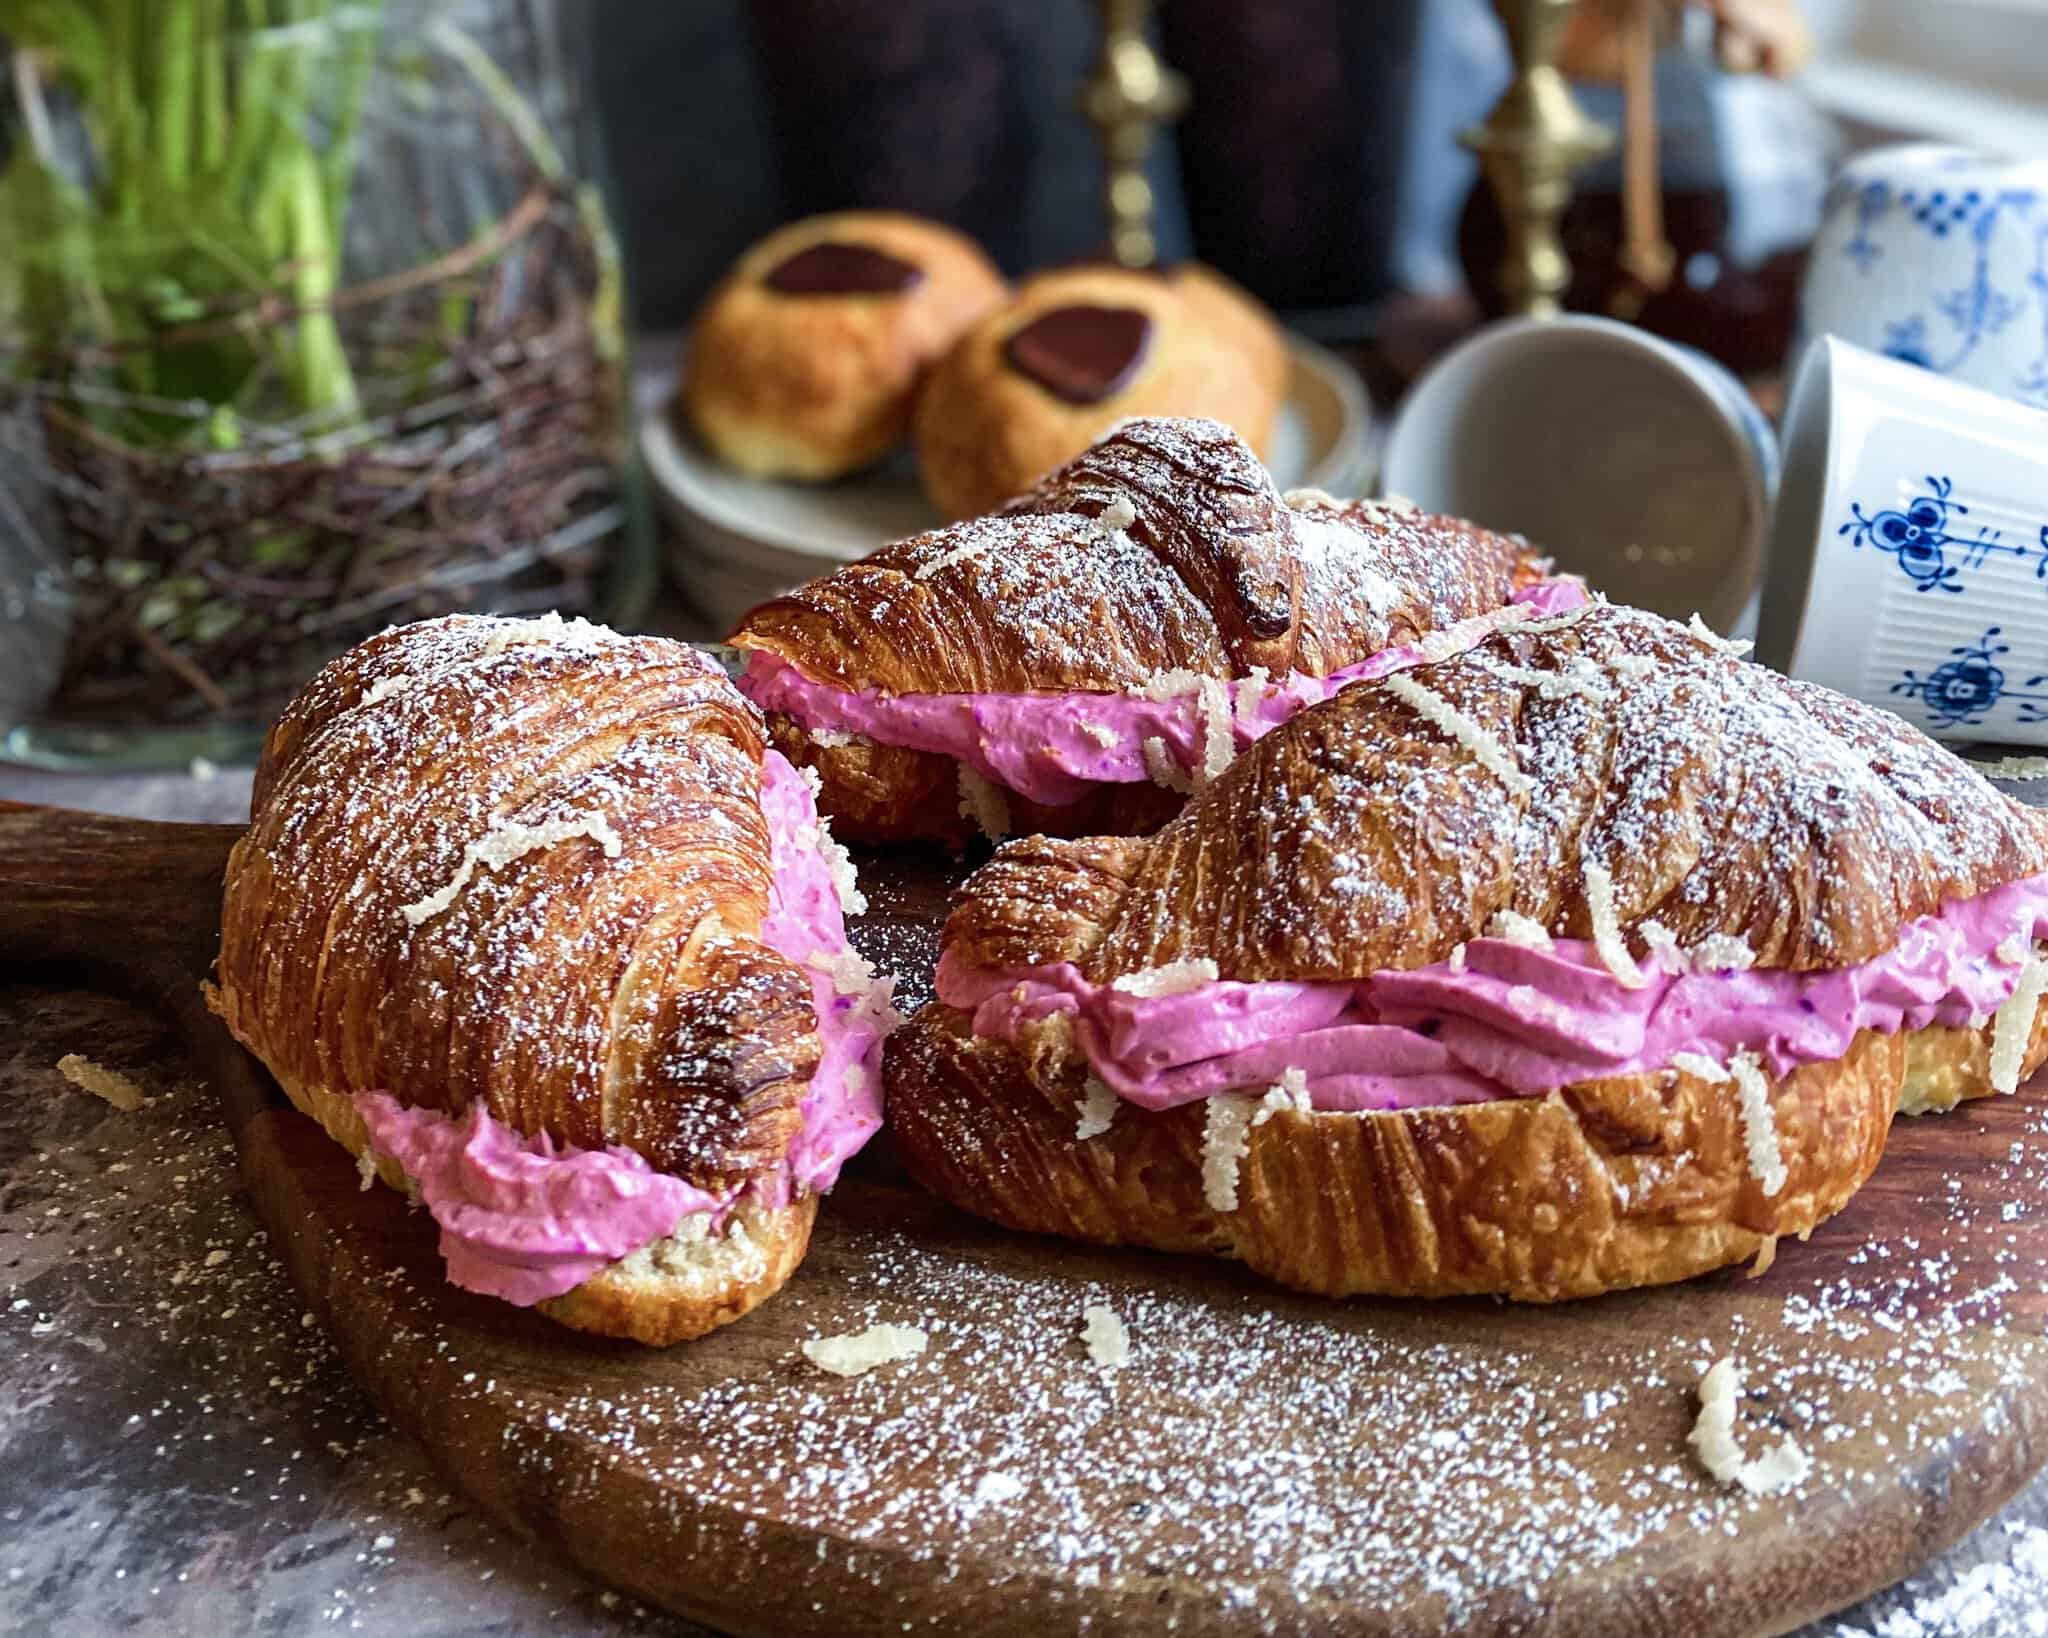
(596, 0, 2026, 354)
(0, 0, 2029, 775)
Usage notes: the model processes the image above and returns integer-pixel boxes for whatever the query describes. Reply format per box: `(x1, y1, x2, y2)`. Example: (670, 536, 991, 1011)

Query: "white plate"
(643, 337, 1376, 631)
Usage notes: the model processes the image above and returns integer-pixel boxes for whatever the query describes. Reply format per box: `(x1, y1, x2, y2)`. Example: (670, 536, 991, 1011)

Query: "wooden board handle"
(0, 801, 278, 1135)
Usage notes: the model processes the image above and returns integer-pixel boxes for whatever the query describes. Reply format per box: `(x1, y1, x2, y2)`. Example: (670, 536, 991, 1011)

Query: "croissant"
(727, 416, 1574, 847)
(213, 613, 897, 1345)
(885, 602, 2048, 1301)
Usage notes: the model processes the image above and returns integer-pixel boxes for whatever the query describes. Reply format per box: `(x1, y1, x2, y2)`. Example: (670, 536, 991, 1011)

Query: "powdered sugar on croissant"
(728, 416, 1569, 845)
(889, 604, 2048, 1302)
(1051, 603, 2048, 983)
(216, 613, 893, 1345)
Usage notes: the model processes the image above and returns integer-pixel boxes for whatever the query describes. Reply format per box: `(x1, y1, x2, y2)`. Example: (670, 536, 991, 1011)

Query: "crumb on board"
(56, 1053, 148, 1112)
(801, 1322, 929, 1378)
(1081, 1304, 1130, 1370)
(1688, 1356, 1813, 1496)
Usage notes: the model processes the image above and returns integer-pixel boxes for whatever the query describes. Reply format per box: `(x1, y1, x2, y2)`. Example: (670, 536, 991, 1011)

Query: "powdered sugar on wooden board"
(13, 970, 2048, 1632)
(451, 1206, 2044, 1632)
(3, 989, 642, 1633)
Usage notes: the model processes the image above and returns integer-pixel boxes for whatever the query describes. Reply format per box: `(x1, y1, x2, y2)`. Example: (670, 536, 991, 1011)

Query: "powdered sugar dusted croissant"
(728, 416, 1575, 847)
(886, 602, 2048, 1301)
(214, 613, 897, 1345)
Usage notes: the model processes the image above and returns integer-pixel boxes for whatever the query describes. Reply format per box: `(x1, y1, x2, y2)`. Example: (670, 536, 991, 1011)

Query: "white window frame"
(1800, 0, 2048, 155)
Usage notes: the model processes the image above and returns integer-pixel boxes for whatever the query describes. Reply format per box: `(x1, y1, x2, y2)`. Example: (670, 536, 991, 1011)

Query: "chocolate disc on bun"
(683, 211, 1007, 481)
(913, 263, 1285, 521)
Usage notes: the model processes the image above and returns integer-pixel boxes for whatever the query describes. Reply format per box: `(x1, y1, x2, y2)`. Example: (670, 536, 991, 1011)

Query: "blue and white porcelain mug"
(1759, 336, 2048, 747)
(1800, 143, 2048, 409)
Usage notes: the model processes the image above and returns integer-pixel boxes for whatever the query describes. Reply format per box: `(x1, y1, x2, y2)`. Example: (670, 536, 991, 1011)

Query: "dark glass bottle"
(1460, 31, 1836, 377)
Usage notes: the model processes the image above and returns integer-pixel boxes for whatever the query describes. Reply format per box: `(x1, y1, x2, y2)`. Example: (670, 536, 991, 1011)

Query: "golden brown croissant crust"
(218, 614, 820, 1192)
(888, 1006, 2048, 1301)
(887, 602, 2048, 1299)
(734, 417, 1544, 691)
(729, 417, 1551, 846)
(946, 603, 2048, 979)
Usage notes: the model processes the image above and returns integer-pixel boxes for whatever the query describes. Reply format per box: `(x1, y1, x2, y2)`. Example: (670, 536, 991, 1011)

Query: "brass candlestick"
(1081, 0, 1188, 268)
(1463, 0, 1614, 317)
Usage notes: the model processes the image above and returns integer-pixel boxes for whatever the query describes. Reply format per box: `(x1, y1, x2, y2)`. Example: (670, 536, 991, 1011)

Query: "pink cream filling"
(353, 1094, 720, 1306)
(757, 748, 892, 1192)
(737, 580, 1589, 807)
(936, 873, 2048, 1112)
(352, 749, 888, 1306)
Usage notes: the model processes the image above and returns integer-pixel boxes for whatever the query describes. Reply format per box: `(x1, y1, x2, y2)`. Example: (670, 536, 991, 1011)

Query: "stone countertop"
(0, 980, 706, 1638)
(5, 762, 2048, 1637)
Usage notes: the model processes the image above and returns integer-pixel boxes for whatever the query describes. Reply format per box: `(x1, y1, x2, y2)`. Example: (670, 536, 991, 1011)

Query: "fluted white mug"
(1759, 335, 2048, 747)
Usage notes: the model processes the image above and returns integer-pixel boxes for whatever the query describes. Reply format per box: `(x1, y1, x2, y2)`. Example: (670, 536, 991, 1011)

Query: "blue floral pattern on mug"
(1839, 474, 2048, 593)
(1824, 162, 2048, 404)
(1889, 627, 2048, 728)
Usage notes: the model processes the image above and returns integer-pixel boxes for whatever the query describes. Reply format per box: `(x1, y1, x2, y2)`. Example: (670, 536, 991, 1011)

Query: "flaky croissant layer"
(215, 613, 893, 1343)
(886, 602, 2048, 1300)
(728, 416, 1562, 845)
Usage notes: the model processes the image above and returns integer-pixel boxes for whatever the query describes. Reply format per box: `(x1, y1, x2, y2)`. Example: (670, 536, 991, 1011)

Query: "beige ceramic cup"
(1382, 315, 1777, 632)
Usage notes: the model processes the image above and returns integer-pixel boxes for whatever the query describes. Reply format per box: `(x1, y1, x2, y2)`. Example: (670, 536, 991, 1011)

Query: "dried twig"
(1, 192, 627, 728)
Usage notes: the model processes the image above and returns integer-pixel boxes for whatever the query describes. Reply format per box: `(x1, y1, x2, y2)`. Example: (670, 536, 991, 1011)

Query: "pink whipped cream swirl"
(937, 872, 2048, 1112)
(353, 1095, 722, 1306)
(353, 749, 890, 1306)
(756, 748, 892, 1191)
(737, 578, 1588, 807)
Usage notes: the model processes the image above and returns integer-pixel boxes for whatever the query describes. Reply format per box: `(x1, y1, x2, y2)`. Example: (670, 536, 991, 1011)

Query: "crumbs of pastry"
(1688, 1356, 1812, 1496)
(1074, 1078, 1118, 1141)
(1080, 1303, 1129, 1370)
(56, 1053, 149, 1112)
(802, 1322, 929, 1377)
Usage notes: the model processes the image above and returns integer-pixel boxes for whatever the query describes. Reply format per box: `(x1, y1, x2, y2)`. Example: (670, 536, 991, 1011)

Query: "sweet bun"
(682, 211, 1007, 481)
(1162, 262, 1289, 406)
(912, 263, 1283, 520)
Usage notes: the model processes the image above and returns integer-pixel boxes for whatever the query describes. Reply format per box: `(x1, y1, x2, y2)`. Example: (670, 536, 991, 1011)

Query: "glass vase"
(0, 0, 650, 769)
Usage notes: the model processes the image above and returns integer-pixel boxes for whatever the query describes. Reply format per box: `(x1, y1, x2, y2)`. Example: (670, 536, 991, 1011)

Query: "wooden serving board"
(6, 800, 2048, 1638)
